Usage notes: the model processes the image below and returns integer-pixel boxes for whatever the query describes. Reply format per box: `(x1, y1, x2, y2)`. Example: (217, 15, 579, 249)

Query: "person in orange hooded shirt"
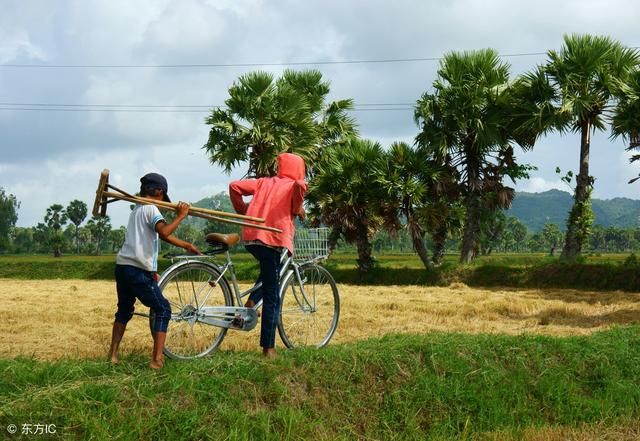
(229, 153, 307, 357)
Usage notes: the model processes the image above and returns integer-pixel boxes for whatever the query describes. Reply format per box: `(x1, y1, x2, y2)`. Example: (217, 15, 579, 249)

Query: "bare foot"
(263, 348, 277, 358)
(149, 359, 164, 369)
(109, 356, 119, 365)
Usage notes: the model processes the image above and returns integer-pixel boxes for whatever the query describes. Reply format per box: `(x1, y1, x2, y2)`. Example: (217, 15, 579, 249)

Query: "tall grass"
(1, 328, 639, 440)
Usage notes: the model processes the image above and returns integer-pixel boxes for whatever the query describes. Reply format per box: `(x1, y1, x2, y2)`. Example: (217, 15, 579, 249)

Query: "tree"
(415, 49, 535, 263)
(86, 215, 112, 255)
(32, 223, 50, 253)
(507, 217, 529, 252)
(479, 210, 507, 254)
(377, 142, 441, 269)
(66, 200, 88, 254)
(307, 138, 384, 273)
(11, 227, 33, 253)
(416, 157, 465, 265)
(0, 188, 19, 253)
(612, 68, 640, 183)
(44, 204, 67, 257)
(108, 227, 126, 253)
(519, 34, 639, 260)
(541, 223, 563, 256)
(203, 70, 357, 178)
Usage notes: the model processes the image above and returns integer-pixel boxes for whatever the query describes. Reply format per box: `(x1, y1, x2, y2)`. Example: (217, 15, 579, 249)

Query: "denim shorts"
(114, 264, 171, 333)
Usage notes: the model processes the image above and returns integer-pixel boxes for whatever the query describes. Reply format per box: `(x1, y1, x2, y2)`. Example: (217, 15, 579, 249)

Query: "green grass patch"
(3, 252, 640, 291)
(1, 328, 639, 440)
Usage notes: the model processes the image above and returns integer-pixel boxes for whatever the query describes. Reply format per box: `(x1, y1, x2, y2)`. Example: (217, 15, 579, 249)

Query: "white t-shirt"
(116, 204, 165, 271)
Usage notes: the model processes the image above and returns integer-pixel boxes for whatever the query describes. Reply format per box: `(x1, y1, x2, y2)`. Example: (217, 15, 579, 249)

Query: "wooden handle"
(92, 169, 110, 217)
(102, 191, 283, 233)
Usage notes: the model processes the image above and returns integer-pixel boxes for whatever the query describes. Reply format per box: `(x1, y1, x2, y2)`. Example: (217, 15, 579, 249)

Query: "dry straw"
(1, 279, 639, 360)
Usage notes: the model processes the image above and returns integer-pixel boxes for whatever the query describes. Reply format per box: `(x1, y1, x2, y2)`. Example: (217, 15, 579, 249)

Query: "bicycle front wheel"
(157, 261, 233, 359)
(278, 264, 340, 348)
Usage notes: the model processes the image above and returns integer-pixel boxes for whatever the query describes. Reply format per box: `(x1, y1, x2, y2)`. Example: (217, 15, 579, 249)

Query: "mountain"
(509, 189, 640, 232)
(189, 190, 640, 234)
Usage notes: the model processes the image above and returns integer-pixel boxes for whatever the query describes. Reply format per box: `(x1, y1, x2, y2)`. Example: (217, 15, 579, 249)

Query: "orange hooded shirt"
(229, 153, 307, 253)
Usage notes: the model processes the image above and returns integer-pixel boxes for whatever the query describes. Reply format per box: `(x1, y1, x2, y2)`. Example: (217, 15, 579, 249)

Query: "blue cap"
(140, 173, 171, 202)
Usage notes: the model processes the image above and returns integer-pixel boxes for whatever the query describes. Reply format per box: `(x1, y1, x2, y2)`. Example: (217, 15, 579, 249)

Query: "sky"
(2, 0, 640, 228)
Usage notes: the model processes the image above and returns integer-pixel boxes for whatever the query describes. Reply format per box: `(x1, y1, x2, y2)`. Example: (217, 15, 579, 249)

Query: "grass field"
(1, 329, 639, 440)
(1, 255, 640, 439)
(3, 252, 640, 291)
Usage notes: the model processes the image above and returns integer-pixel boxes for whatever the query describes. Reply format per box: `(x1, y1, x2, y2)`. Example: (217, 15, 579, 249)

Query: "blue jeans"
(115, 264, 171, 333)
(246, 245, 281, 349)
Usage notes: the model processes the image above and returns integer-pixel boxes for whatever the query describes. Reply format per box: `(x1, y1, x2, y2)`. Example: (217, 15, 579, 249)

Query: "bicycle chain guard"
(198, 306, 259, 331)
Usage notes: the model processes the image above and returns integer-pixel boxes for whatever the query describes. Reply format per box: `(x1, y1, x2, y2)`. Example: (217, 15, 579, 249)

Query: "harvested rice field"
(1, 279, 639, 360)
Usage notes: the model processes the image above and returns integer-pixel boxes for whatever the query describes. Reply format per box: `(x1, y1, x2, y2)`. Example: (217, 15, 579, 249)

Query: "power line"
(0, 106, 413, 113)
(0, 107, 207, 113)
(0, 52, 552, 69)
(0, 102, 217, 108)
(0, 101, 415, 114)
(0, 101, 415, 108)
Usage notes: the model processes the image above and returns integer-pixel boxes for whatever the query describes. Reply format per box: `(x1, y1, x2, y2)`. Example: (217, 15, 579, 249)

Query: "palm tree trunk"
(327, 226, 342, 255)
(407, 217, 431, 269)
(431, 224, 448, 266)
(562, 120, 592, 260)
(355, 222, 374, 273)
(460, 150, 481, 264)
(460, 192, 481, 263)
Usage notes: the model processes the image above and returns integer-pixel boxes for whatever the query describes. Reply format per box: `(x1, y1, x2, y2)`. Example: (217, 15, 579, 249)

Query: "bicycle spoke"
(158, 262, 232, 359)
(278, 264, 339, 349)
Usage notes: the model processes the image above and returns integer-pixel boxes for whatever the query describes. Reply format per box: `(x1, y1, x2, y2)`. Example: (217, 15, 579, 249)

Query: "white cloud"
(0, 29, 46, 63)
(3, 0, 640, 228)
(516, 177, 567, 194)
(4, 135, 249, 228)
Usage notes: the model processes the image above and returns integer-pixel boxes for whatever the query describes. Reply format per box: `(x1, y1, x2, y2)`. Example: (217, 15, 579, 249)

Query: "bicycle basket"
(293, 228, 330, 262)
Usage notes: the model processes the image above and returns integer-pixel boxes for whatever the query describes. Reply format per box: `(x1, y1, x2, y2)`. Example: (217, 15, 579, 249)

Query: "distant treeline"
(2, 191, 640, 257)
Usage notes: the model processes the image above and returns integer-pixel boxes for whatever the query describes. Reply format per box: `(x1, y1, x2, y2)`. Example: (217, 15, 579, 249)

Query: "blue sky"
(1, 0, 639, 227)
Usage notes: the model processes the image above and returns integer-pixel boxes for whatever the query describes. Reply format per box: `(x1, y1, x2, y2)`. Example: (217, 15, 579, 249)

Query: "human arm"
(155, 202, 201, 254)
(291, 180, 307, 218)
(229, 179, 258, 214)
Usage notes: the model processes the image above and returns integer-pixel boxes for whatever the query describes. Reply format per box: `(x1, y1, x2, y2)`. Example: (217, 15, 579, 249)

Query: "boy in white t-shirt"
(108, 172, 200, 369)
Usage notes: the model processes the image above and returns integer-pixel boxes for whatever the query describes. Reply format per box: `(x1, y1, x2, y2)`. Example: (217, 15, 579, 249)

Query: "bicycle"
(144, 228, 340, 360)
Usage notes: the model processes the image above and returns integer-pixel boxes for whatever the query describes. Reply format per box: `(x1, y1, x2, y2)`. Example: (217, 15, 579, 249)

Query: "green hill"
(509, 190, 640, 232)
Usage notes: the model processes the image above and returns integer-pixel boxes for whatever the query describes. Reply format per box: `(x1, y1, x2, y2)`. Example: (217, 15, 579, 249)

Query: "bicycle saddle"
(205, 233, 240, 247)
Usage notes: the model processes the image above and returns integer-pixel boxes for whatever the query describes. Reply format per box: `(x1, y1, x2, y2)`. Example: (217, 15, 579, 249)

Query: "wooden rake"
(92, 169, 282, 233)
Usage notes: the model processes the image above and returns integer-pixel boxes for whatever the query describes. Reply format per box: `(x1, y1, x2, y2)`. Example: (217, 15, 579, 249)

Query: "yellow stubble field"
(1, 279, 639, 360)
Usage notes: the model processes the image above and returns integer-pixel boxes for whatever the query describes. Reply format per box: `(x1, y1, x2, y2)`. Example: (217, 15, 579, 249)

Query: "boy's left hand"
(176, 201, 190, 219)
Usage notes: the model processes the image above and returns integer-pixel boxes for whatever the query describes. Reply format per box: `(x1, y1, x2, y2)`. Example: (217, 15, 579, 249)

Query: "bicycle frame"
(157, 247, 317, 331)
(215, 248, 316, 315)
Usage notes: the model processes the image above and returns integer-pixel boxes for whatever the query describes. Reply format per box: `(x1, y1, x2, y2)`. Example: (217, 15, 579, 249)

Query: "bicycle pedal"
(231, 314, 245, 329)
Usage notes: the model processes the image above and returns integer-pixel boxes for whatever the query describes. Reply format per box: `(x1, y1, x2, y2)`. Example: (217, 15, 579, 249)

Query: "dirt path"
(1, 279, 639, 360)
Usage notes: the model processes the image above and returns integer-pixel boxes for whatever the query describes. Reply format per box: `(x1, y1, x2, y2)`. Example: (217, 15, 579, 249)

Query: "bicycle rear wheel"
(156, 261, 233, 359)
(278, 264, 340, 348)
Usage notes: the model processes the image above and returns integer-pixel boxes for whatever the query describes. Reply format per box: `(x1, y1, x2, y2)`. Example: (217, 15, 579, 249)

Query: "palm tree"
(86, 215, 111, 255)
(307, 138, 384, 273)
(520, 34, 639, 259)
(418, 157, 465, 265)
(45, 204, 67, 257)
(203, 69, 357, 178)
(415, 49, 535, 263)
(612, 68, 640, 182)
(66, 200, 87, 254)
(377, 142, 440, 269)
